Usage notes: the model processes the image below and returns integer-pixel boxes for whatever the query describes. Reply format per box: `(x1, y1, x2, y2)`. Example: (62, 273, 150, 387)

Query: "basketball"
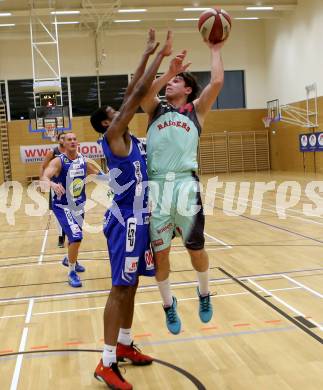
(198, 8, 231, 44)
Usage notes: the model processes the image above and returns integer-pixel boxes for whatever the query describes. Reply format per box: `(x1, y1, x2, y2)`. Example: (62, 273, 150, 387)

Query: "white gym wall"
(0, 21, 266, 108)
(265, 0, 323, 103)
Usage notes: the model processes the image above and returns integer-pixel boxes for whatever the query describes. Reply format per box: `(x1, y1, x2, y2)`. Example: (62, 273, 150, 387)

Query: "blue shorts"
(104, 209, 155, 286)
(52, 204, 84, 243)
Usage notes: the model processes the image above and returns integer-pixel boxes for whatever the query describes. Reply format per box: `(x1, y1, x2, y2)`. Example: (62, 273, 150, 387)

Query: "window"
(99, 75, 128, 111)
(8, 79, 34, 120)
(70, 76, 98, 116)
(7, 78, 69, 120)
(3, 70, 246, 120)
(61, 77, 69, 108)
(217, 70, 245, 109)
(151, 71, 245, 110)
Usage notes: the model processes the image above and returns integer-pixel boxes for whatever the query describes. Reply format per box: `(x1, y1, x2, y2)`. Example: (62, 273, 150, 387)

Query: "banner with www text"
(20, 142, 104, 163)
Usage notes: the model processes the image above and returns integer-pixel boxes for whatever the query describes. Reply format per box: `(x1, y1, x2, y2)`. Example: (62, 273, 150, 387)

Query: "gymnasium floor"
(0, 172, 322, 389)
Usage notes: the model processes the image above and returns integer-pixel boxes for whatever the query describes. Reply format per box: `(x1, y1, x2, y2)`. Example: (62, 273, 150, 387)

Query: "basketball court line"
(281, 274, 323, 298)
(0, 229, 230, 266)
(204, 231, 232, 249)
(0, 245, 230, 271)
(0, 283, 317, 321)
(10, 298, 34, 390)
(248, 279, 323, 331)
(212, 190, 323, 227)
(2, 321, 323, 364)
(1, 263, 322, 292)
(0, 287, 301, 320)
(38, 213, 51, 265)
(218, 267, 323, 344)
(220, 185, 323, 219)
(0, 267, 322, 305)
(30, 286, 303, 318)
(1, 265, 322, 295)
(214, 203, 323, 245)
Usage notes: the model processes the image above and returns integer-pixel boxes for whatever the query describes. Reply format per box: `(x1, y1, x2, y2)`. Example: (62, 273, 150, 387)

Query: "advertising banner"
(20, 142, 104, 163)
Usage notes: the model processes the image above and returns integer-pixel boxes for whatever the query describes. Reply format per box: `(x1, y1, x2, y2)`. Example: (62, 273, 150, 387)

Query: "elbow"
(211, 77, 224, 91)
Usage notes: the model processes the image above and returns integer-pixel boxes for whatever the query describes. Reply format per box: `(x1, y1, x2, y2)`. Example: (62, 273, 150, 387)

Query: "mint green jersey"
(146, 102, 202, 178)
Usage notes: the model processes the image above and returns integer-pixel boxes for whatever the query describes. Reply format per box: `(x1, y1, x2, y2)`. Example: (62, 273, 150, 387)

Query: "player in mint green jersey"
(141, 39, 226, 334)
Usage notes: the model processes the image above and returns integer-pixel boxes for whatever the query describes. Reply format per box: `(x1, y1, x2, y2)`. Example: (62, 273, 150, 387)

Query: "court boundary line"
(280, 274, 323, 299)
(0, 247, 230, 271)
(248, 279, 323, 331)
(218, 267, 323, 344)
(211, 189, 323, 227)
(38, 212, 51, 265)
(0, 286, 304, 320)
(1, 267, 323, 305)
(9, 298, 34, 390)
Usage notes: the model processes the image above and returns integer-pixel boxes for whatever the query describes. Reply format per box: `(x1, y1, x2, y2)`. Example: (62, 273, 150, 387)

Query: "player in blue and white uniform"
(40, 132, 66, 247)
(41, 132, 100, 288)
(90, 30, 172, 390)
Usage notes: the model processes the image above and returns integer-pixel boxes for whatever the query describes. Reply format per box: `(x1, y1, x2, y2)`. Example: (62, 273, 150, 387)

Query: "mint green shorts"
(149, 173, 205, 252)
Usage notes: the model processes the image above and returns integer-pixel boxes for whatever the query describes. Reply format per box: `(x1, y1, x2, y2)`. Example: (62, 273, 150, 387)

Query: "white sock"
(117, 328, 132, 346)
(197, 270, 209, 296)
(102, 344, 116, 367)
(156, 278, 173, 307)
(68, 260, 75, 272)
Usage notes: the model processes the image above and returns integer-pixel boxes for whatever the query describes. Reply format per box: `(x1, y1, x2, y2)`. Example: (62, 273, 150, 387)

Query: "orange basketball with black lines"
(198, 8, 231, 44)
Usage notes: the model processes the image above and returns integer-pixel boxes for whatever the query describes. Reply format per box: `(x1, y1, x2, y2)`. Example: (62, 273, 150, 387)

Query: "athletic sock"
(156, 278, 173, 307)
(196, 270, 209, 296)
(102, 344, 117, 367)
(68, 259, 75, 272)
(117, 328, 132, 346)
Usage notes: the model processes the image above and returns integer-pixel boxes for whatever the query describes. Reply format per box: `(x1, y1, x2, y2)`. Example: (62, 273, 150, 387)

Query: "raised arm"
(123, 29, 160, 102)
(106, 31, 173, 149)
(41, 157, 65, 197)
(141, 50, 191, 117)
(40, 149, 54, 177)
(193, 40, 225, 125)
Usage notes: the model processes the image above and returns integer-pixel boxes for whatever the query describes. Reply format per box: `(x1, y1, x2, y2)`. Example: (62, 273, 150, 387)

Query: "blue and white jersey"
(102, 135, 148, 213)
(52, 153, 87, 207)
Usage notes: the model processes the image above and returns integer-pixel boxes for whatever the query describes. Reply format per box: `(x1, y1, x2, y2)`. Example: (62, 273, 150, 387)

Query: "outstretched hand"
(144, 28, 160, 56)
(169, 50, 191, 75)
(158, 30, 173, 57)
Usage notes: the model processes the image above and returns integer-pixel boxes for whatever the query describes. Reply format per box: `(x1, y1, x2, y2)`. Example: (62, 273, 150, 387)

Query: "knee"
(111, 286, 135, 304)
(189, 248, 207, 259)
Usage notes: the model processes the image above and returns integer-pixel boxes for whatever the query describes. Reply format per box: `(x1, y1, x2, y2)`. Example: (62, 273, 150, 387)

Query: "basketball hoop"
(262, 117, 272, 128)
(44, 119, 57, 141)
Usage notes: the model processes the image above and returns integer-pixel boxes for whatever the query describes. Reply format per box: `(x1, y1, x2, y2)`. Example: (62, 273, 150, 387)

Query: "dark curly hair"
(178, 72, 200, 102)
(90, 106, 111, 134)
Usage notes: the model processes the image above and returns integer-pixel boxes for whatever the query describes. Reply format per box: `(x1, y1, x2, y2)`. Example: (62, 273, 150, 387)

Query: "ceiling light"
(246, 6, 274, 11)
(0, 23, 15, 27)
(183, 8, 210, 11)
(51, 11, 80, 15)
(52, 21, 80, 25)
(114, 19, 141, 23)
(176, 18, 199, 21)
(118, 9, 147, 13)
(235, 17, 260, 20)
(0, 13, 12, 17)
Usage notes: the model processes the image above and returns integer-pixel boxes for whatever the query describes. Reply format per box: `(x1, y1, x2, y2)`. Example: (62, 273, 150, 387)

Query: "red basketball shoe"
(117, 342, 153, 366)
(94, 360, 132, 390)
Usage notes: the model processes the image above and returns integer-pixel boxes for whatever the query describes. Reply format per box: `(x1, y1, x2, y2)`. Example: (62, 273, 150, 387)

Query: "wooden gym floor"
(0, 172, 322, 390)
